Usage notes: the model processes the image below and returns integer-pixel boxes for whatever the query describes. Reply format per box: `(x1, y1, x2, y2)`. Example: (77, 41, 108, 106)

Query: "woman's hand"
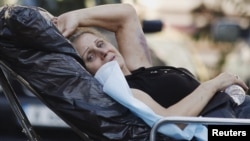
(53, 10, 80, 37)
(206, 72, 249, 92)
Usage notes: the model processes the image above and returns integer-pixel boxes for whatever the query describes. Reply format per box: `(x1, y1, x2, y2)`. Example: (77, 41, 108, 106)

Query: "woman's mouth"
(109, 56, 115, 61)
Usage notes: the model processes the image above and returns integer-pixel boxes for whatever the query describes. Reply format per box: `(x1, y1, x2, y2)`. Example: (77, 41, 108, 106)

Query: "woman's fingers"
(56, 15, 77, 37)
(214, 72, 249, 92)
(51, 16, 66, 35)
(234, 75, 249, 91)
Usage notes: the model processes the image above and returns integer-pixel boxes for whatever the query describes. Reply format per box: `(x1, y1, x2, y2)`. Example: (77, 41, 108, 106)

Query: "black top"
(125, 66, 232, 116)
(125, 66, 200, 108)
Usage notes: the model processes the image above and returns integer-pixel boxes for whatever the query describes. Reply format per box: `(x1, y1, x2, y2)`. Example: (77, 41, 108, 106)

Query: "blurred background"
(1, 0, 250, 86)
(124, 0, 250, 86)
(1, 0, 250, 140)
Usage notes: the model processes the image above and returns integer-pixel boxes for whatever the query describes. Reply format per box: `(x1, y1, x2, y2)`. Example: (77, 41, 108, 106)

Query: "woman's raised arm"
(56, 3, 152, 70)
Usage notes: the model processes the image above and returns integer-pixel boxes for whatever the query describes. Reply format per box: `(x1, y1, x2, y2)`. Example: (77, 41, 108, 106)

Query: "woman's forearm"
(72, 3, 137, 32)
(164, 81, 218, 117)
(135, 72, 248, 117)
(132, 83, 216, 117)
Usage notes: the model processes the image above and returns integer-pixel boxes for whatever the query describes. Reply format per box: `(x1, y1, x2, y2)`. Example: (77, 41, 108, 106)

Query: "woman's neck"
(121, 66, 131, 76)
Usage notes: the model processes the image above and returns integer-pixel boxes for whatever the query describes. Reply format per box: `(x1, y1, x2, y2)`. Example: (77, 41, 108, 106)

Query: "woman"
(55, 3, 250, 119)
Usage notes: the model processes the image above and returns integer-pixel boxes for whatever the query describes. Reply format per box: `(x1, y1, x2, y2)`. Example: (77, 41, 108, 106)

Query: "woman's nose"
(96, 48, 108, 59)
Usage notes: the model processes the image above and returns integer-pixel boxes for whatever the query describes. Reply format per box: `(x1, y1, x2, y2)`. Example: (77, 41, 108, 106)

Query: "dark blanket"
(0, 5, 158, 141)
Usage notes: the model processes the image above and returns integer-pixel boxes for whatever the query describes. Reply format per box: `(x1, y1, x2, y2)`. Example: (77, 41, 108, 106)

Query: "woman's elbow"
(118, 3, 139, 21)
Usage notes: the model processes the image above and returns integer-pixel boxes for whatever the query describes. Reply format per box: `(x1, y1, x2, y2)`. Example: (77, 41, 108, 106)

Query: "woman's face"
(73, 33, 125, 75)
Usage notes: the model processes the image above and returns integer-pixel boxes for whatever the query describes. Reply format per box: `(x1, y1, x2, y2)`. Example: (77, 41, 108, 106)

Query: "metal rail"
(150, 116, 250, 141)
(0, 64, 40, 141)
(0, 60, 93, 141)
